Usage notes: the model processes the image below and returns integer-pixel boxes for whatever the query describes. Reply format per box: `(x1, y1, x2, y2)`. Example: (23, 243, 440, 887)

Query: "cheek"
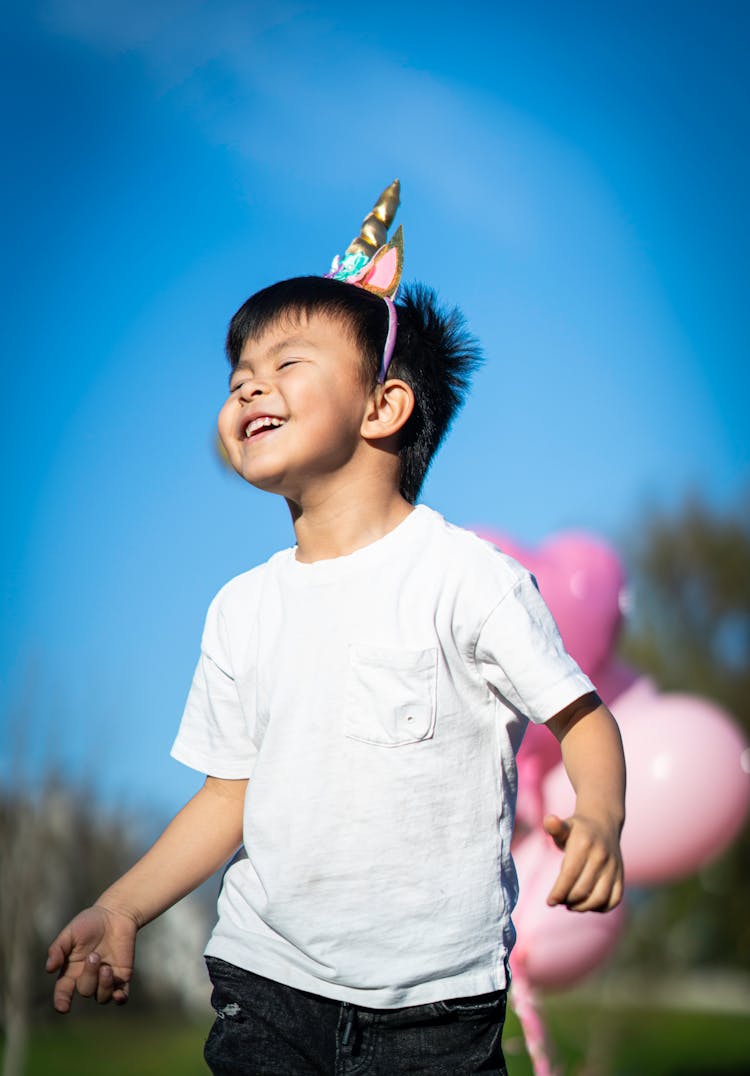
(309, 398, 360, 443)
(217, 402, 236, 445)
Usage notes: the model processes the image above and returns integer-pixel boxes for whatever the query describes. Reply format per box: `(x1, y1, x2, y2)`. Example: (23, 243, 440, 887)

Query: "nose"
(238, 376, 271, 401)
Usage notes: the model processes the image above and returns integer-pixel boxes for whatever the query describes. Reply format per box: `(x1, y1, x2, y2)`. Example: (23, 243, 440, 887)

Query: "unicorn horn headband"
(326, 179, 404, 381)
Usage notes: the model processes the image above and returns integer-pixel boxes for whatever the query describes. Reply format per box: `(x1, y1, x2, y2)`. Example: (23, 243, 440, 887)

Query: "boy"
(47, 183, 625, 1075)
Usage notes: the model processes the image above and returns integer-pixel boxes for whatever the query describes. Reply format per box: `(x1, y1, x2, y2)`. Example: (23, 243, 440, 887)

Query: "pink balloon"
(474, 529, 626, 678)
(516, 723, 563, 830)
(619, 693, 749, 883)
(542, 764, 577, 822)
(593, 656, 642, 708)
(543, 692, 750, 886)
(511, 830, 627, 989)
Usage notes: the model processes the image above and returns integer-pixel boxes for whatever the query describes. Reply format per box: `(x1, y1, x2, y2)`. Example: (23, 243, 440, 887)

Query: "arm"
(543, 692, 625, 912)
(46, 775, 247, 1013)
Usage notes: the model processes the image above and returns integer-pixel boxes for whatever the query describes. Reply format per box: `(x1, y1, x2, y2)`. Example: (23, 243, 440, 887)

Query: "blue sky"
(3, 1, 748, 817)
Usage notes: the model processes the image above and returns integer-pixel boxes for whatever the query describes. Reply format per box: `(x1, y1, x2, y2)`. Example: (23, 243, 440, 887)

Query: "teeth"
(245, 416, 285, 438)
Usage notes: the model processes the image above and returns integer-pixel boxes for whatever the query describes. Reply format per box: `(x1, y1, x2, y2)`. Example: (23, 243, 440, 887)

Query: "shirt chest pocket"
(344, 645, 438, 747)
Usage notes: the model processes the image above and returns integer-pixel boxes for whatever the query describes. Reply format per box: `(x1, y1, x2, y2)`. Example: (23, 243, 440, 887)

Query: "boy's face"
(218, 312, 374, 500)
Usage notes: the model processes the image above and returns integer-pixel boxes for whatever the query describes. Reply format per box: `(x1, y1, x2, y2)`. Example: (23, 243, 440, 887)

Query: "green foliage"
(540, 998, 750, 1075)
(618, 490, 750, 973)
(16, 1013, 211, 1076)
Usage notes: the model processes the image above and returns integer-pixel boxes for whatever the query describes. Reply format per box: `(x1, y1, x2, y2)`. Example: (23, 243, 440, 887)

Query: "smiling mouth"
(244, 416, 286, 439)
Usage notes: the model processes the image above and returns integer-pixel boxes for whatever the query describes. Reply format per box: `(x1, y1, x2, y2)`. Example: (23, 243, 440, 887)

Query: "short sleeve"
(474, 571, 594, 724)
(170, 592, 258, 778)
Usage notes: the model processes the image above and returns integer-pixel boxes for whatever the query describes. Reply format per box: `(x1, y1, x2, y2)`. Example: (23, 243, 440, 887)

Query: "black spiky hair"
(386, 283, 483, 502)
(225, 276, 483, 503)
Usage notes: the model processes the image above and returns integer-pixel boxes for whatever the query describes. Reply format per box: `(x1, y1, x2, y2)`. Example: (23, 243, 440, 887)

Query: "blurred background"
(2, 2, 748, 1073)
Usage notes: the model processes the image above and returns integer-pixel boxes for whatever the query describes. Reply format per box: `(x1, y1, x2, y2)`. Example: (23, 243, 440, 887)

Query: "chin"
(239, 468, 289, 496)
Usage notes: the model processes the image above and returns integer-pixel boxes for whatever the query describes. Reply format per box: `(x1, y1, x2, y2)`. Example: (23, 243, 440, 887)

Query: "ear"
(360, 377, 414, 442)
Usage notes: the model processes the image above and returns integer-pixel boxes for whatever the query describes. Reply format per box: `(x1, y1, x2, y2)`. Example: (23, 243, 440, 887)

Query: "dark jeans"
(204, 958, 508, 1076)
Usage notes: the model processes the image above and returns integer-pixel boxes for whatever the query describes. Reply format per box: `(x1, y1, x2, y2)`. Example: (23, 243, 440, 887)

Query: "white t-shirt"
(171, 505, 593, 1007)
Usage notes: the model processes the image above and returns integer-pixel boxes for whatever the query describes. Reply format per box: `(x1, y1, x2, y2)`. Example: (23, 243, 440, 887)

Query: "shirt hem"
(530, 672, 596, 725)
(203, 938, 509, 1007)
(170, 742, 255, 778)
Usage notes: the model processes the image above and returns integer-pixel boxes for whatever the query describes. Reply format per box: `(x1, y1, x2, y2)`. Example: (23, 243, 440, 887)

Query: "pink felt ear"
(364, 246, 399, 290)
(360, 226, 404, 297)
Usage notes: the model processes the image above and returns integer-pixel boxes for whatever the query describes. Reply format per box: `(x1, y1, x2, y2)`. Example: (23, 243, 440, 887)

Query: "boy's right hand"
(46, 905, 137, 1013)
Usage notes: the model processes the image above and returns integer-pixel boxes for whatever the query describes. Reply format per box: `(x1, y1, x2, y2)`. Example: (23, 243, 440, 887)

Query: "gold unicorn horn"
(346, 179, 401, 258)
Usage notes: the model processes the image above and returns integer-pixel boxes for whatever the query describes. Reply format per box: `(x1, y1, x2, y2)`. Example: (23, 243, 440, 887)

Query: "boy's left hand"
(543, 811, 623, 912)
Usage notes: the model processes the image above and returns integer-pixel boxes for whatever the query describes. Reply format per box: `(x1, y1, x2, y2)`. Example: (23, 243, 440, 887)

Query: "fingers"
(51, 953, 131, 1013)
(543, 814, 571, 849)
(554, 859, 620, 912)
(45, 940, 66, 974)
(48, 929, 79, 1013)
(545, 819, 624, 912)
(74, 952, 104, 999)
(556, 842, 609, 906)
(47, 907, 136, 1013)
(53, 970, 77, 1014)
(46, 922, 79, 974)
(96, 961, 114, 1004)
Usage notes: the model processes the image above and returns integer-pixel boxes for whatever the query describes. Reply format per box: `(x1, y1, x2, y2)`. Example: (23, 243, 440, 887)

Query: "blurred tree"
(619, 490, 750, 972)
(0, 759, 139, 1076)
(0, 719, 213, 1076)
(622, 491, 750, 717)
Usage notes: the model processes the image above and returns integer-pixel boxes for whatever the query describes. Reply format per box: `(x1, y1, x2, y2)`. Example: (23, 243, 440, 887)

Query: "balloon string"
(510, 961, 559, 1076)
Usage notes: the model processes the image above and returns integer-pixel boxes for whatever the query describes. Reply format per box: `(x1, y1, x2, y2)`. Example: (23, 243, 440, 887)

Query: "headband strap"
(378, 296, 398, 383)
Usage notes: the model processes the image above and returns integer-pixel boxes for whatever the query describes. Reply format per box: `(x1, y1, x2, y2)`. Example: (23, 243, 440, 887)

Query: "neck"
(287, 484, 414, 563)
